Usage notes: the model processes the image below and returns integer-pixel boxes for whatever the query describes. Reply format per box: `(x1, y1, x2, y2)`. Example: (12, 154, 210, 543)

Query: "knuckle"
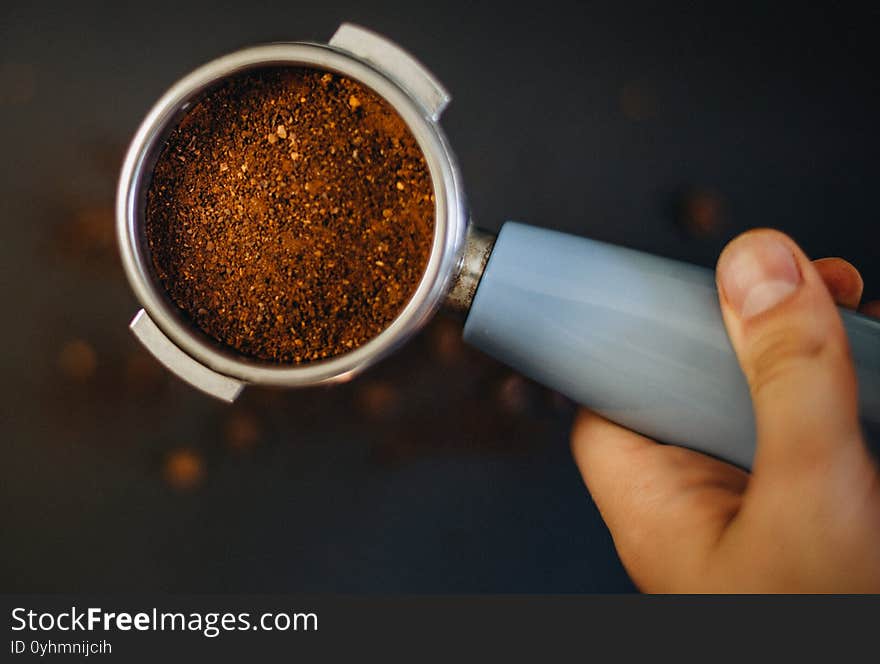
(744, 322, 826, 396)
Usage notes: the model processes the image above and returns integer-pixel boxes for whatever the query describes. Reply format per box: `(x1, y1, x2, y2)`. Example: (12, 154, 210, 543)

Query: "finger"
(716, 229, 863, 478)
(571, 408, 747, 591)
(813, 257, 863, 309)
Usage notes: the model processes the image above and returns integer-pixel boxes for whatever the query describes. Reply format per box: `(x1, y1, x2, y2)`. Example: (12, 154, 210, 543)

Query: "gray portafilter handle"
(459, 222, 880, 469)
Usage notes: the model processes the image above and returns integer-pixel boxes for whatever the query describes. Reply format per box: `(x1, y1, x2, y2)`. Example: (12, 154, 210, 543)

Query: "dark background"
(1, 1, 878, 592)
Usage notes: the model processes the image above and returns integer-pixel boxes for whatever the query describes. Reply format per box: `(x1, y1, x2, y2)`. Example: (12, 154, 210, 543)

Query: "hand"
(570, 229, 880, 592)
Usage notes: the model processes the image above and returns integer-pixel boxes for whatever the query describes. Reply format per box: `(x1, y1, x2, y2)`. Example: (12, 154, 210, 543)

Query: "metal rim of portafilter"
(117, 24, 490, 401)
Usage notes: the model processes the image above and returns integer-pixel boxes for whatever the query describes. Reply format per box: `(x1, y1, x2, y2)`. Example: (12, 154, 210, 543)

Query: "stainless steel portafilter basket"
(119, 24, 880, 469)
(117, 24, 475, 402)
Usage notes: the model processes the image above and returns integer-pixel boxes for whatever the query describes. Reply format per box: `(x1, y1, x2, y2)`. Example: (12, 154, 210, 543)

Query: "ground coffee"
(146, 67, 435, 363)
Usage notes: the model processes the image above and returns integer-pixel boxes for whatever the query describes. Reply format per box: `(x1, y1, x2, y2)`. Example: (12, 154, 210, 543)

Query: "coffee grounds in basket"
(145, 67, 435, 363)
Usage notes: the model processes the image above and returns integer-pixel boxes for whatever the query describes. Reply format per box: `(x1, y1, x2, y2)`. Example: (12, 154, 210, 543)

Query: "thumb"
(716, 229, 863, 476)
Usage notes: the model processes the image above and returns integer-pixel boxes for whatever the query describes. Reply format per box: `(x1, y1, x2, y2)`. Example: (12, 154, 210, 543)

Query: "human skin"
(571, 229, 880, 593)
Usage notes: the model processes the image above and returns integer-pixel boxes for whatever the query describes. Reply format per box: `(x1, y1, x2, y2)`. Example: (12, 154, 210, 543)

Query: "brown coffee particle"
(224, 410, 262, 450)
(163, 449, 205, 491)
(356, 380, 401, 421)
(145, 67, 434, 363)
(673, 187, 724, 237)
(57, 339, 98, 381)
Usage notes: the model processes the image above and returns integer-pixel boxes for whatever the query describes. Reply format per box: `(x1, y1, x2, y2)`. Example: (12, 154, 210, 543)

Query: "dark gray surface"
(1, 1, 877, 592)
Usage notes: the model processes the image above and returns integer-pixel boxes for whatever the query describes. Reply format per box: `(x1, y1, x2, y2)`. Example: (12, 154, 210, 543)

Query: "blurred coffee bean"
(429, 317, 464, 364)
(496, 374, 533, 415)
(356, 381, 401, 421)
(163, 449, 205, 491)
(672, 188, 724, 238)
(57, 339, 97, 381)
(224, 410, 262, 451)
